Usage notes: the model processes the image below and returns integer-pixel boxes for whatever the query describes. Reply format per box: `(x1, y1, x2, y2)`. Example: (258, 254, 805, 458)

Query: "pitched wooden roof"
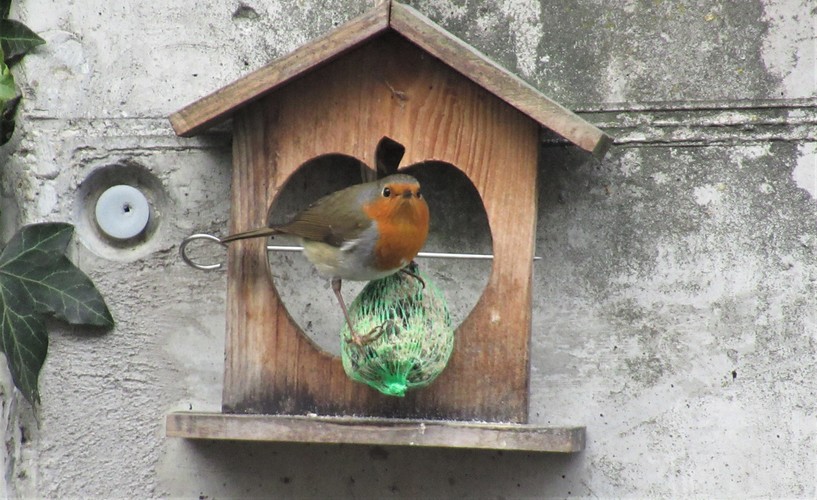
(170, 0, 612, 157)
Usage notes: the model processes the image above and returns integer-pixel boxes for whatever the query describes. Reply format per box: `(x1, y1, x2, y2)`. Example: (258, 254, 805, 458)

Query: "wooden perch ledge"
(167, 412, 586, 453)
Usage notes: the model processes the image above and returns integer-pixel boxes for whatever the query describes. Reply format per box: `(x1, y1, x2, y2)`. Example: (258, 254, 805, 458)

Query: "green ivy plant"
(0, 223, 114, 404)
(0, 0, 45, 145)
(0, 3, 112, 404)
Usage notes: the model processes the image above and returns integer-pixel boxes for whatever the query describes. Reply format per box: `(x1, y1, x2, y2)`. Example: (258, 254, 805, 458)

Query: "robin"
(220, 173, 430, 346)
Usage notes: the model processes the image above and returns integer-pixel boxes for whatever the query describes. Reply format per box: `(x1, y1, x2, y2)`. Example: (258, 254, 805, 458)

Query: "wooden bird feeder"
(166, 0, 611, 452)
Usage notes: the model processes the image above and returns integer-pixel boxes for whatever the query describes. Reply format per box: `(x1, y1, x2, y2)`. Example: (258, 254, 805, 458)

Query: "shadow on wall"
(164, 439, 587, 497)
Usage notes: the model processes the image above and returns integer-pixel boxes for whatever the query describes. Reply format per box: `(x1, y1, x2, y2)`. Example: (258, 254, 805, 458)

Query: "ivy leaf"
(0, 93, 18, 144)
(0, 223, 114, 404)
(0, 53, 14, 102)
(0, 19, 45, 63)
(0, 45, 17, 145)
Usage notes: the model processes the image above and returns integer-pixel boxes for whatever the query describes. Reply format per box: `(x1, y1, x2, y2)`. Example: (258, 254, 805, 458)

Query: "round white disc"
(94, 185, 150, 240)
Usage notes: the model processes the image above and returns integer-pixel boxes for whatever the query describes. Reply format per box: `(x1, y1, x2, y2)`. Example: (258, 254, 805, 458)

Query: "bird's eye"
(382, 187, 391, 197)
(415, 190, 422, 199)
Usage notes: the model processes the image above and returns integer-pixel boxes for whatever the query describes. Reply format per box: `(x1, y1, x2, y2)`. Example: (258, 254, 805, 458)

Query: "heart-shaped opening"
(266, 154, 492, 356)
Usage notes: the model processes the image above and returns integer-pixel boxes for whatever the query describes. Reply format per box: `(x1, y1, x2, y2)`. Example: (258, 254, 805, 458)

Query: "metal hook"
(179, 232, 543, 271)
(179, 233, 227, 271)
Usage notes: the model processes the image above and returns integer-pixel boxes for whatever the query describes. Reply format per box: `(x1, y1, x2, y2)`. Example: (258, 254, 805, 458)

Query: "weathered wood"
(166, 412, 586, 452)
(223, 34, 538, 423)
(390, 2, 611, 157)
(169, 1, 612, 158)
(169, 3, 391, 137)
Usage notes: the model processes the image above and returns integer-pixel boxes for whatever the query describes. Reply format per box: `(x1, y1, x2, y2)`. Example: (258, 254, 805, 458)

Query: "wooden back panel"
(226, 33, 538, 423)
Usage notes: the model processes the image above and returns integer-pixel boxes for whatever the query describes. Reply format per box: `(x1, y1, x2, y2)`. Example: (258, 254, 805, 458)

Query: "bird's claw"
(400, 261, 425, 289)
(346, 320, 392, 347)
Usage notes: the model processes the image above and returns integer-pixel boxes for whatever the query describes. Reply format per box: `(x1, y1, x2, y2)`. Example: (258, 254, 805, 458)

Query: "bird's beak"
(401, 191, 413, 199)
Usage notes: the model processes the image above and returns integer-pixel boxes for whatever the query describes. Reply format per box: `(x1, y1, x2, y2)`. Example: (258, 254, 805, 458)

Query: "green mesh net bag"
(340, 267, 454, 397)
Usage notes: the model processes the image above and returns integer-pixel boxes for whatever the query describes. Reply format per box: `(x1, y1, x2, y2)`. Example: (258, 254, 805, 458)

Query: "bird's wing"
(275, 186, 372, 247)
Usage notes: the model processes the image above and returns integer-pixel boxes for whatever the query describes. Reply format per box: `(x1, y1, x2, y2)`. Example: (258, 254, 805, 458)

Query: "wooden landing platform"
(166, 412, 585, 453)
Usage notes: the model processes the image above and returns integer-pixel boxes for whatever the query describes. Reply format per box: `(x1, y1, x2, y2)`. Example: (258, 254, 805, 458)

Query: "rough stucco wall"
(0, 0, 814, 498)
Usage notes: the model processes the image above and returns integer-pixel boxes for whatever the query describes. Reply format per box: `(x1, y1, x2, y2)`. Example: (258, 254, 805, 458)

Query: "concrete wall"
(1, 0, 814, 497)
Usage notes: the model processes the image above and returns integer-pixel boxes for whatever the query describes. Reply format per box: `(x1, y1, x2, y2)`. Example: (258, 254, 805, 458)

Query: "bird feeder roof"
(169, 0, 612, 157)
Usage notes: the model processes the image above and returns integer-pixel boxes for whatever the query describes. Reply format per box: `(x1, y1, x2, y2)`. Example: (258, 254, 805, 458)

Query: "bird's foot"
(400, 261, 425, 289)
(346, 320, 393, 347)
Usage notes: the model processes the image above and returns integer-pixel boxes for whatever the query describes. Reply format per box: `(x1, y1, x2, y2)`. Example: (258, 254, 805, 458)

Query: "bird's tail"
(220, 227, 281, 244)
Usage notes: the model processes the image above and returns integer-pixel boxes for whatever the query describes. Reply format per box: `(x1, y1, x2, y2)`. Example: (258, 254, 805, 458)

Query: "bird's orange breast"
(363, 187, 429, 272)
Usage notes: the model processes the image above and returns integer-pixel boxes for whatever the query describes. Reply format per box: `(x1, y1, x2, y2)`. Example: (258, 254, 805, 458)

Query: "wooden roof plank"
(389, 2, 612, 157)
(169, 0, 613, 157)
(170, 3, 391, 137)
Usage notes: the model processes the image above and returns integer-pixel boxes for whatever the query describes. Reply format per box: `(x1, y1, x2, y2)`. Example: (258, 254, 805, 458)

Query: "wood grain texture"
(167, 412, 586, 452)
(224, 34, 539, 423)
(390, 2, 611, 157)
(169, 3, 390, 137)
(170, 1, 611, 157)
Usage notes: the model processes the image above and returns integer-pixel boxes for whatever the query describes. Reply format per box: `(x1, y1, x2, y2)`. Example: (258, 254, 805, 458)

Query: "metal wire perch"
(179, 233, 540, 271)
